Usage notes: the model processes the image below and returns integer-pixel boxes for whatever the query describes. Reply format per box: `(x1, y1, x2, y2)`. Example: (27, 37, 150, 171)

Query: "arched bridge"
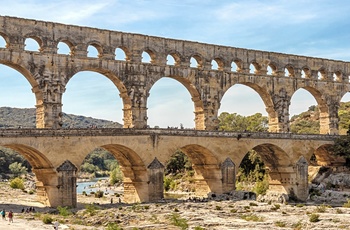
(0, 16, 347, 207)
(0, 128, 338, 207)
(0, 16, 349, 133)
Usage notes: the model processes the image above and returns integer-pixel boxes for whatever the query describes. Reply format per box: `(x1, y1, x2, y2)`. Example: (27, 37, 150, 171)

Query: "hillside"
(0, 107, 122, 128)
(290, 102, 350, 134)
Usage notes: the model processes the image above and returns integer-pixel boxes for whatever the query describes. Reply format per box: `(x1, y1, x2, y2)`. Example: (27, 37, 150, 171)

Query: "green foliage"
(94, 190, 104, 198)
(290, 119, 320, 134)
(237, 151, 265, 183)
(218, 112, 268, 132)
(110, 166, 123, 185)
(84, 204, 99, 216)
(169, 213, 189, 230)
(165, 150, 192, 174)
(41, 215, 53, 224)
(274, 221, 286, 227)
(343, 199, 350, 208)
(9, 162, 27, 177)
(240, 214, 264, 222)
(330, 135, 350, 167)
(0, 147, 31, 176)
(106, 223, 123, 230)
(57, 206, 72, 217)
(309, 213, 320, 222)
(194, 227, 205, 230)
(10, 177, 24, 189)
(253, 176, 269, 195)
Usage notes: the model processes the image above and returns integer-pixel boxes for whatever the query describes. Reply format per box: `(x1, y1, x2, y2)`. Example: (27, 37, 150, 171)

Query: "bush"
(10, 177, 24, 190)
(42, 215, 53, 224)
(169, 213, 188, 230)
(95, 190, 104, 198)
(57, 206, 72, 217)
(343, 199, 350, 208)
(309, 213, 320, 222)
(106, 223, 123, 230)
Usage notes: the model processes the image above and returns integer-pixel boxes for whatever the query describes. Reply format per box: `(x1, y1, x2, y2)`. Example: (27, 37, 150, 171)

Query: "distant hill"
(290, 102, 350, 135)
(0, 107, 122, 128)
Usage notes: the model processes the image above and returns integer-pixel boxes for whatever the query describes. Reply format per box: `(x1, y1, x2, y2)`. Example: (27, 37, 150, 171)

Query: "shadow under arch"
(247, 143, 297, 196)
(147, 76, 204, 130)
(99, 144, 148, 203)
(313, 144, 345, 167)
(65, 68, 131, 128)
(291, 86, 329, 134)
(221, 82, 276, 132)
(179, 144, 221, 195)
(1, 144, 56, 206)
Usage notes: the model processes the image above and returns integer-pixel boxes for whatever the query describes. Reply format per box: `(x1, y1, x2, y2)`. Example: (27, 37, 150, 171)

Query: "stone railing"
(0, 128, 338, 141)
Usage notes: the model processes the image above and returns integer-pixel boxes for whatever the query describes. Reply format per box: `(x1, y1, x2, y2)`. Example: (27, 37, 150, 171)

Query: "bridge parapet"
(0, 128, 338, 141)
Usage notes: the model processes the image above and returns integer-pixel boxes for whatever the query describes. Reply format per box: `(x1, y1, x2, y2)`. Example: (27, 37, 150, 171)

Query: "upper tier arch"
(0, 15, 348, 132)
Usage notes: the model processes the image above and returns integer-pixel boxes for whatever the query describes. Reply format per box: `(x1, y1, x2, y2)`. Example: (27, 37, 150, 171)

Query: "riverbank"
(1, 181, 350, 229)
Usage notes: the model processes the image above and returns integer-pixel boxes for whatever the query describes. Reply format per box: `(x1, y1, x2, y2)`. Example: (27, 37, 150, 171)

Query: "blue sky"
(0, 0, 350, 128)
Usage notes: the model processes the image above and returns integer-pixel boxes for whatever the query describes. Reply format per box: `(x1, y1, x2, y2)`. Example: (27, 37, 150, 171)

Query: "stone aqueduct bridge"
(0, 16, 347, 207)
(0, 16, 350, 133)
(0, 128, 336, 207)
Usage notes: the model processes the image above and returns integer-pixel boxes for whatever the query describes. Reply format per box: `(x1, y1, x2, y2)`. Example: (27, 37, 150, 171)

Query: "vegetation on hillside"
(0, 107, 122, 128)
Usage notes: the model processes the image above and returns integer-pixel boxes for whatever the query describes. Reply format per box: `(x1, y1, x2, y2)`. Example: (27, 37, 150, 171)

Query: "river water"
(77, 177, 117, 194)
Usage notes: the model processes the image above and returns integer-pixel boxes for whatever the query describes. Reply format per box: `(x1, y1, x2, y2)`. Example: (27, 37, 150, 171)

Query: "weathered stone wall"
(0, 16, 348, 133)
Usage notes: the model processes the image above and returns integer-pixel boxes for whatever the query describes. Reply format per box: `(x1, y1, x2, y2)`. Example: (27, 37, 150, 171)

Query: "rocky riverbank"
(0, 183, 350, 229)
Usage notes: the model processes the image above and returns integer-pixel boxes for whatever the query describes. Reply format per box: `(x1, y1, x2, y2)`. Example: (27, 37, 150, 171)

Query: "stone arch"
(212, 57, 224, 70)
(85, 144, 148, 203)
(267, 62, 278, 75)
(115, 46, 130, 61)
(221, 82, 276, 132)
(0, 61, 44, 126)
(301, 66, 312, 78)
(245, 143, 295, 197)
(1, 144, 56, 206)
(291, 86, 329, 134)
(179, 144, 221, 195)
(56, 37, 76, 55)
(249, 60, 261, 74)
(142, 47, 157, 64)
(86, 40, 104, 58)
(167, 50, 181, 66)
(318, 67, 327, 80)
(146, 75, 204, 130)
(313, 144, 344, 166)
(232, 59, 243, 72)
(285, 64, 295, 77)
(190, 53, 204, 69)
(0, 32, 9, 47)
(333, 70, 343, 82)
(65, 68, 131, 128)
(250, 143, 292, 169)
(24, 35, 43, 52)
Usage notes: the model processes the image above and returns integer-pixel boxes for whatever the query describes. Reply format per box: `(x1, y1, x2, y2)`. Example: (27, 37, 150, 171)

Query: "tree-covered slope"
(0, 107, 122, 128)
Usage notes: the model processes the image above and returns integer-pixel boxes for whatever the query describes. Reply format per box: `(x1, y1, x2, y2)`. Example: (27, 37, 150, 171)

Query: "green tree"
(330, 135, 350, 167)
(218, 112, 268, 132)
(165, 150, 192, 174)
(110, 167, 123, 185)
(9, 162, 27, 177)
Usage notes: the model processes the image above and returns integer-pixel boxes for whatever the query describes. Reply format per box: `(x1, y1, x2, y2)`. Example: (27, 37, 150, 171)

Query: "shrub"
(94, 190, 104, 198)
(274, 221, 286, 227)
(106, 223, 123, 230)
(309, 213, 320, 222)
(343, 199, 350, 208)
(42, 215, 53, 224)
(84, 204, 99, 216)
(315, 204, 327, 213)
(10, 177, 25, 190)
(169, 213, 188, 230)
(240, 214, 264, 222)
(194, 227, 205, 230)
(215, 206, 222, 210)
(57, 206, 72, 217)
